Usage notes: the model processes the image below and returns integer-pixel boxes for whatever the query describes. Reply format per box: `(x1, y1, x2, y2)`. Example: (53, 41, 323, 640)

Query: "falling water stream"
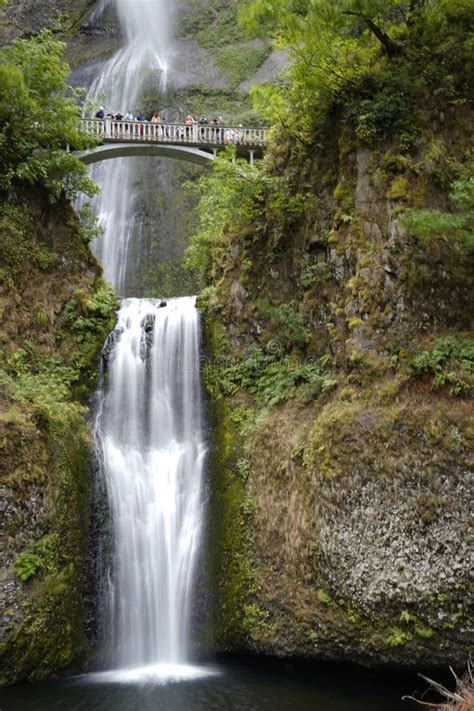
(86, 0, 208, 681)
(87, 0, 173, 293)
(94, 298, 207, 677)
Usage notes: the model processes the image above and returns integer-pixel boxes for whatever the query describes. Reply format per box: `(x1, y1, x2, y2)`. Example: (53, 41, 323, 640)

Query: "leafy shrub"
(14, 553, 44, 583)
(386, 626, 413, 647)
(300, 260, 331, 290)
(354, 70, 419, 144)
(63, 283, 117, 335)
(213, 348, 336, 407)
(409, 336, 474, 396)
(257, 300, 310, 350)
(402, 174, 474, 252)
(0, 30, 96, 200)
(186, 148, 304, 285)
(14, 534, 58, 583)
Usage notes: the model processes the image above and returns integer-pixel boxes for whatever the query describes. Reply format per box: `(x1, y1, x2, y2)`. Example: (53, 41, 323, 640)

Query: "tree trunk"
(364, 18, 403, 57)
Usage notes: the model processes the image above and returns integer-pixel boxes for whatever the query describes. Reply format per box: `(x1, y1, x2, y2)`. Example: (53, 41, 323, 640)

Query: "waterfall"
(86, 0, 174, 293)
(95, 298, 206, 670)
(84, 1, 208, 678)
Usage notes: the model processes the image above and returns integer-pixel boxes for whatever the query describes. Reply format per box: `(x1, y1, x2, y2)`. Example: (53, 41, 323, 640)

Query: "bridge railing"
(79, 118, 269, 147)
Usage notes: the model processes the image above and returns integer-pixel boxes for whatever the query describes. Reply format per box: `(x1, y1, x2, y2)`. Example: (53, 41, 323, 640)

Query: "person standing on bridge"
(124, 111, 133, 135)
(95, 107, 105, 120)
(185, 114, 195, 140)
(114, 111, 124, 136)
(136, 111, 145, 136)
(198, 115, 208, 142)
(151, 112, 161, 138)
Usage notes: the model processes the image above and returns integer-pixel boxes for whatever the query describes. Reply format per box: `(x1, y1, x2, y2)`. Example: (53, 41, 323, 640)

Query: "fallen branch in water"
(402, 658, 473, 709)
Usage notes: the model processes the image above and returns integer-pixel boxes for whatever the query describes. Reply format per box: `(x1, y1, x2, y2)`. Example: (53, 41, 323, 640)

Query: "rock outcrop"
(200, 105, 473, 667)
(0, 190, 116, 684)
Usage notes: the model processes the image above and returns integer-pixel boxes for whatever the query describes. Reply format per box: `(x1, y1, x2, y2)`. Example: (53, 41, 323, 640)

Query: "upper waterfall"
(86, 0, 175, 294)
(117, 0, 173, 53)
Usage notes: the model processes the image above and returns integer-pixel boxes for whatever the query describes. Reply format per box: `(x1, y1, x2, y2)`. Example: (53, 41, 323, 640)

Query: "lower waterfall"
(94, 297, 206, 674)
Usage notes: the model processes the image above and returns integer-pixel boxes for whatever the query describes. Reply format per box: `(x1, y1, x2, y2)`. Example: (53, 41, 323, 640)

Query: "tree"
(239, 0, 473, 138)
(0, 30, 96, 201)
(239, 0, 423, 54)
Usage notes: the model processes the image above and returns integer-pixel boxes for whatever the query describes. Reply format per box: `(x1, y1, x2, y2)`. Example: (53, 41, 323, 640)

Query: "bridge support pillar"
(248, 149, 255, 166)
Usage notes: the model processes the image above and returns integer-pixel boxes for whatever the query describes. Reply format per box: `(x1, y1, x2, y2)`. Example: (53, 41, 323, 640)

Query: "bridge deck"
(80, 118, 269, 151)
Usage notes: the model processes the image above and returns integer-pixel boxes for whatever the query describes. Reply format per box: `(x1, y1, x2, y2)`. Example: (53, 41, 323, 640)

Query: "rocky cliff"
(200, 102, 473, 667)
(0, 190, 116, 684)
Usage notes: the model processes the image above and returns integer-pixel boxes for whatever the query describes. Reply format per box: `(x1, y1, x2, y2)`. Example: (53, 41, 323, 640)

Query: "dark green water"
(0, 658, 424, 711)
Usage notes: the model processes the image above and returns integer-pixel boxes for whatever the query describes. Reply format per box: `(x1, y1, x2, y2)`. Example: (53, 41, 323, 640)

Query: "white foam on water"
(85, 663, 219, 685)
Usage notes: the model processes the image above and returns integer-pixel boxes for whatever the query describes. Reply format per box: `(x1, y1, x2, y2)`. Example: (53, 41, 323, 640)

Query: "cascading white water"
(86, 0, 174, 293)
(84, 1, 208, 676)
(95, 297, 206, 670)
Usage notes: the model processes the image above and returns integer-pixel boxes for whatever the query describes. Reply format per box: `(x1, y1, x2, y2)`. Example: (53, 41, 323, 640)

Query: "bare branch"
(401, 697, 438, 708)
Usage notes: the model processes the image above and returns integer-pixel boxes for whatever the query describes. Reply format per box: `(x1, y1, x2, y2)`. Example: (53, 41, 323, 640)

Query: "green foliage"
(185, 148, 263, 281)
(386, 626, 413, 647)
(14, 535, 58, 583)
(0, 203, 59, 283)
(399, 610, 435, 639)
(402, 175, 474, 252)
(212, 347, 336, 407)
(0, 30, 96, 200)
(215, 45, 270, 88)
(75, 204, 105, 245)
(317, 588, 332, 605)
(1, 285, 116, 423)
(61, 282, 117, 374)
(186, 148, 304, 284)
(63, 283, 117, 339)
(14, 554, 43, 583)
(240, 0, 473, 140)
(354, 70, 419, 144)
(400, 609, 418, 624)
(300, 260, 331, 289)
(257, 300, 310, 350)
(415, 626, 435, 639)
(409, 336, 474, 396)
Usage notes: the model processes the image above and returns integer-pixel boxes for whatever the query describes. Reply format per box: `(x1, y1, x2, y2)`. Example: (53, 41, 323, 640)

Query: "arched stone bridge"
(78, 118, 269, 167)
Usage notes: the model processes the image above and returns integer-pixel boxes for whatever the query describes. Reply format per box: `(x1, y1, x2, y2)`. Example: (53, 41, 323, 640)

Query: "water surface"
(0, 658, 423, 710)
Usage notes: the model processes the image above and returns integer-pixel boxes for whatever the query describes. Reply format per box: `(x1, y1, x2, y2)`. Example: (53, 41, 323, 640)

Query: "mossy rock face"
(0, 190, 117, 685)
(199, 98, 473, 667)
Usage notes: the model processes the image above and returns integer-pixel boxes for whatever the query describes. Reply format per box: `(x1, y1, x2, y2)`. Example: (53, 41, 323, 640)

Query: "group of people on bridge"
(93, 107, 245, 144)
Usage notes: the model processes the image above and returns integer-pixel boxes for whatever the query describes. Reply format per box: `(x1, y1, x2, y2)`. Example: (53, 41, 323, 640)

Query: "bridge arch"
(78, 143, 216, 167)
(76, 119, 267, 167)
